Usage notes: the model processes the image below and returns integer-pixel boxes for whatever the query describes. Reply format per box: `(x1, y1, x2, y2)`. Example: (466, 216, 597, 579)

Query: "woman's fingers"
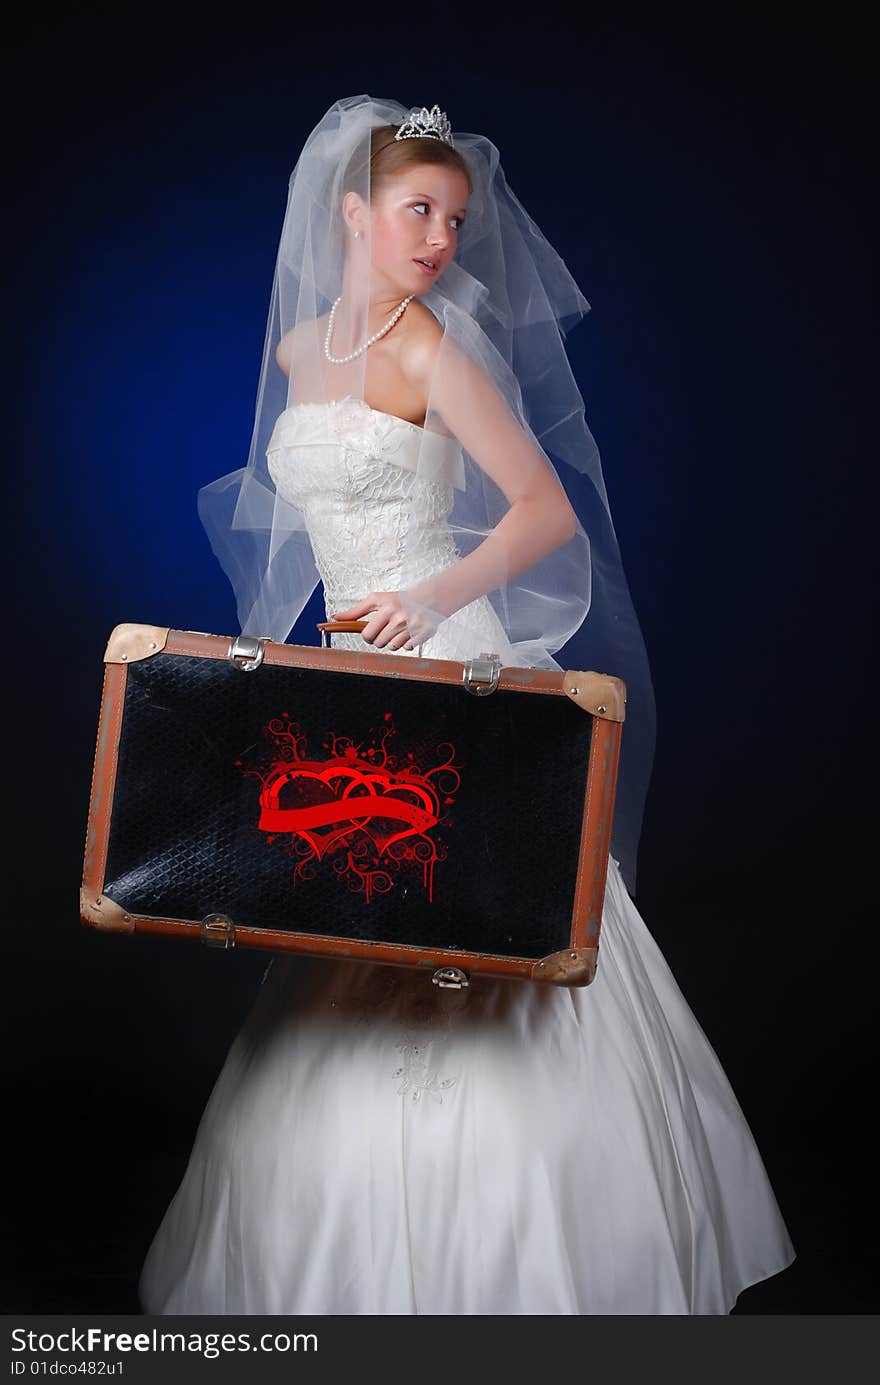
(377, 618, 414, 652)
(366, 625, 420, 652)
(368, 612, 409, 649)
(359, 605, 392, 645)
(348, 592, 433, 651)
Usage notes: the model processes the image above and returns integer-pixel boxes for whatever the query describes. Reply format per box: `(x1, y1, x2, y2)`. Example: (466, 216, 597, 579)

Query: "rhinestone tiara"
(393, 104, 454, 148)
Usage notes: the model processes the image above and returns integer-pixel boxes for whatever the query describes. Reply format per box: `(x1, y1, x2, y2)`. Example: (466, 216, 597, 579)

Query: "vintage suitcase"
(80, 621, 625, 988)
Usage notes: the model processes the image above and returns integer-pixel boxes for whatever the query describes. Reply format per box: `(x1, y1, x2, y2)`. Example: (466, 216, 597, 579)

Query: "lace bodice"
(266, 396, 517, 663)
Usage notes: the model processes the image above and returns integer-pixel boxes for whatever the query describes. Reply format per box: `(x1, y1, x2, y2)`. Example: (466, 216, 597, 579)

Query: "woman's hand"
(330, 590, 440, 651)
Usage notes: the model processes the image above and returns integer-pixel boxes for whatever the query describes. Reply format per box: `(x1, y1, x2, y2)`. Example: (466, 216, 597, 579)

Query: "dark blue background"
(5, 1, 874, 1314)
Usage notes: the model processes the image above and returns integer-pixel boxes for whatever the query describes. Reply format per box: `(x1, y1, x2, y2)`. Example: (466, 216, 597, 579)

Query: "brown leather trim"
(104, 624, 170, 664)
(81, 661, 127, 890)
(562, 670, 626, 722)
(112, 914, 599, 984)
(101, 627, 624, 717)
(80, 885, 135, 933)
(106, 626, 623, 714)
(530, 946, 598, 986)
(569, 717, 622, 951)
(495, 667, 544, 686)
(161, 626, 576, 695)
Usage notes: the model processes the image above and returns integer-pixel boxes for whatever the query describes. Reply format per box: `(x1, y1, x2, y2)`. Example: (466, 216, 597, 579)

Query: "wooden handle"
(316, 620, 369, 634)
(315, 619, 424, 656)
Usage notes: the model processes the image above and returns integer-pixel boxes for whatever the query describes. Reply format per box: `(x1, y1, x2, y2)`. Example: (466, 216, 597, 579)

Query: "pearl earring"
(354, 230, 361, 239)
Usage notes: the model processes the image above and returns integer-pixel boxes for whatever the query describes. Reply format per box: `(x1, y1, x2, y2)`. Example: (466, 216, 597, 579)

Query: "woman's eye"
(412, 203, 462, 230)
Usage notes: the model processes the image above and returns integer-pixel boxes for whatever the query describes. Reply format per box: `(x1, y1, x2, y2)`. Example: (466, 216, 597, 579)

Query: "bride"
(138, 95, 796, 1315)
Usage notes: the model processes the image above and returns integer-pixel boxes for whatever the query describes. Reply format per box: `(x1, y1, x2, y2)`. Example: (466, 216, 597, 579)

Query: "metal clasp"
(227, 635, 267, 671)
(462, 651, 501, 696)
(432, 966, 470, 989)
(200, 913, 236, 948)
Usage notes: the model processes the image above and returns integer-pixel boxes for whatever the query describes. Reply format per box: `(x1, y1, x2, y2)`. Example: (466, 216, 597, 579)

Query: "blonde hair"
(368, 124, 473, 195)
(341, 124, 472, 199)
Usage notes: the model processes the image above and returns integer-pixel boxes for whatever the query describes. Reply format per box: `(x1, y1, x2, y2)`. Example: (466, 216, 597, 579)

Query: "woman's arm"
(332, 320, 579, 650)
(402, 329, 577, 619)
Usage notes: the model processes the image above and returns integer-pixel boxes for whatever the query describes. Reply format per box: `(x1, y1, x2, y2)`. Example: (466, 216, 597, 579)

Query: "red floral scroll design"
(235, 712, 462, 904)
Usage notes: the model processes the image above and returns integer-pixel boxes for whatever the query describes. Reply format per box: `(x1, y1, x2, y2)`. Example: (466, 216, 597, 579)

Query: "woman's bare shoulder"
(406, 298, 443, 337)
(276, 314, 330, 375)
(399, 299, 443, 387)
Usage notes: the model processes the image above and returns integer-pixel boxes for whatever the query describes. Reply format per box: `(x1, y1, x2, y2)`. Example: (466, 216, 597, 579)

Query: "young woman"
(138, 95, 795, 1315)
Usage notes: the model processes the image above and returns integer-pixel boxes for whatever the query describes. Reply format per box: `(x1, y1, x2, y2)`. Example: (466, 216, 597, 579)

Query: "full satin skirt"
(138, 856, 795, 1314)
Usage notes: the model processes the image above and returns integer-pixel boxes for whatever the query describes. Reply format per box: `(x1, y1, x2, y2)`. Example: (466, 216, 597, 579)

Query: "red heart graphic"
(259, 763, 439, 860)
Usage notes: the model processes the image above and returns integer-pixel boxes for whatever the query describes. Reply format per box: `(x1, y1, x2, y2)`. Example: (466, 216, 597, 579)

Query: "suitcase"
(80, 622, 625, 988)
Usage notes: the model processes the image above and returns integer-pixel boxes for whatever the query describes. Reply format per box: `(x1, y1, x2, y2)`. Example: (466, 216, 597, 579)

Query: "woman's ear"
(341, 190, 367, 239)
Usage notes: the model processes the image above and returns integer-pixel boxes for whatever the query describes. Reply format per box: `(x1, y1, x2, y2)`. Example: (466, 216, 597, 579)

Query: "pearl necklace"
(324, 294, 414, 364)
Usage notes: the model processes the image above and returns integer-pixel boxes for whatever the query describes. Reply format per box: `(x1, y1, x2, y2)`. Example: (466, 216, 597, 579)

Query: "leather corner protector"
(104, 624, 170, 664)
(80, 886, 136, 933)
(530, 946, 598, 986)
(562, 670, 626, 721)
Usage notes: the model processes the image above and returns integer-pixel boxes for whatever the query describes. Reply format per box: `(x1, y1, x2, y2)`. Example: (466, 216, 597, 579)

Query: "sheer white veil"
(197, 94, 656, 894)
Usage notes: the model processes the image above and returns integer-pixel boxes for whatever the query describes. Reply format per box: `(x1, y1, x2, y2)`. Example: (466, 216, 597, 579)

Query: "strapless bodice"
(266, 395, 466, 491)
(264, 396, 515, 664)
(265, 395, 463, 613)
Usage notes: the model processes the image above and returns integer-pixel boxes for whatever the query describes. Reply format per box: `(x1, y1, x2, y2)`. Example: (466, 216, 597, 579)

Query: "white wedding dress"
(138, 397, 795, 1315)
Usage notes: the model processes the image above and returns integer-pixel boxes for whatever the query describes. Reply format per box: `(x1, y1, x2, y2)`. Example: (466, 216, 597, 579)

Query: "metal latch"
(432, 966, 470, 989)
(462, 651, 501, 696)
(200, 913, 236, 948)
(227, 635, 267, 671)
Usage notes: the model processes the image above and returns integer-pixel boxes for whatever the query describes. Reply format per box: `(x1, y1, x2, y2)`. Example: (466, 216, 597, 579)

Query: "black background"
(3, 1, 875, 1313)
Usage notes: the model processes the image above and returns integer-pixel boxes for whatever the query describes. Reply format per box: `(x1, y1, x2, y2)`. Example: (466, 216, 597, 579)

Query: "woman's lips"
(413, 258, 439, 276)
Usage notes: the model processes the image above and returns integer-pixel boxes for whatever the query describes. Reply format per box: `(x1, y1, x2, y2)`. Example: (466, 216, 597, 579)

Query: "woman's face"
(367, 162, 470, 296)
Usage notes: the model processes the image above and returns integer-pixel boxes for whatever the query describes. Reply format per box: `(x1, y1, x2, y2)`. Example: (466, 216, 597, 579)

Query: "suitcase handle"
(317, 620, 370, 635)
(316, 620, 425, 657)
